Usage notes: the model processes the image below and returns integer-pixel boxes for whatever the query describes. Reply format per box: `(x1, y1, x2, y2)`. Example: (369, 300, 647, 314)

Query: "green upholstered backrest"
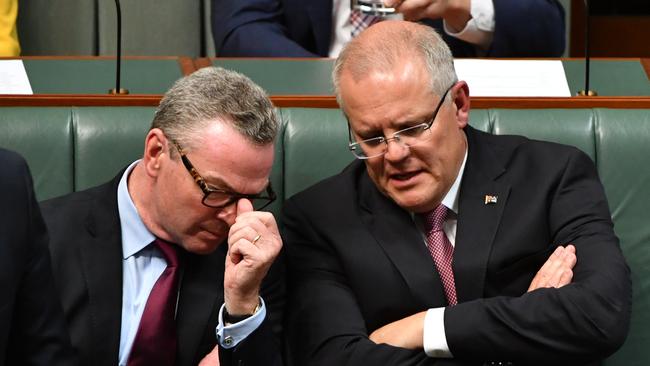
(280, 108, 353, 199)
(0, 107, 74, 200)
(279, 108, 599, 196)
(491, 109, 597, 161)
(596, 109, 650, 366)
(73, 107, 154, 190)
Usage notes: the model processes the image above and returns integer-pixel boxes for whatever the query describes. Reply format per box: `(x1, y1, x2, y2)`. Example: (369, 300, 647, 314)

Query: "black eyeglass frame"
(170, 140, 277, 210)
(347, 83, 455, 159)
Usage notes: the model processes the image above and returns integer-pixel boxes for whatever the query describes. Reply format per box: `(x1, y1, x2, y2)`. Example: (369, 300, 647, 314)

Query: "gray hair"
(332, 21, 458, 108)
(151, 66, 278, 153)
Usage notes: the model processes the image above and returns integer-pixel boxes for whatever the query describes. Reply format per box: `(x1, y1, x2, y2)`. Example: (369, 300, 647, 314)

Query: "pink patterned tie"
(350, 9, 382, 37)
(423, 204, 458, 306)
(128, 239, 180, 366)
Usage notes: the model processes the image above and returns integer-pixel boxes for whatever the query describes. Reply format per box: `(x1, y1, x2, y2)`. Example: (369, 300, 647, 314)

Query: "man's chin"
(390, 191, 438, 213)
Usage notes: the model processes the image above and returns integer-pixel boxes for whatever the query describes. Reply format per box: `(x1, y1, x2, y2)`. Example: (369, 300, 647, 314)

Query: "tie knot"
(424, 204, 448, 234)
(154, 239, 179, 268)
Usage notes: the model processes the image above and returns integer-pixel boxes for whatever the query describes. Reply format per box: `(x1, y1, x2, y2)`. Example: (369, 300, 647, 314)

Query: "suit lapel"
(79, 172, 225, 366)
(454, 127, 510, 302)
(358, 172, 448, 307)
(357, 126, 513, 306)
(80, 176, 124, 361)
(175, 244, 226, 366)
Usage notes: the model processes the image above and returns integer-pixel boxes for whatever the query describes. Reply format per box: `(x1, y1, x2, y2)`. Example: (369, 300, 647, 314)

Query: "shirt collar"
(117, 160, 156, 260)
(440, 147, 468, 215)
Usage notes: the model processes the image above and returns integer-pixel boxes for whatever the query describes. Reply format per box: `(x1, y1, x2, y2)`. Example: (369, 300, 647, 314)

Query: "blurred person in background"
(212, 0, 565, 58)
(0, 0, 19, 56)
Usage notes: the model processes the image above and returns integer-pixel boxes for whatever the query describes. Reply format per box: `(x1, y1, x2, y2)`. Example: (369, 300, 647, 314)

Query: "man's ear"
(142, 128, 167, 177)
(452, 81, 470, 129)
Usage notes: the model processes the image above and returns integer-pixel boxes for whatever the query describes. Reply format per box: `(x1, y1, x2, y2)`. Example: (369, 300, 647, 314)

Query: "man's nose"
(383, 138, 410, 162)
(215, 201, 238, 226)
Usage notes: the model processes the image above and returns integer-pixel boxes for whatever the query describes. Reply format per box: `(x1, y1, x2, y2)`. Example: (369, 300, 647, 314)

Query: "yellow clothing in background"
(0, 0, 20, 56)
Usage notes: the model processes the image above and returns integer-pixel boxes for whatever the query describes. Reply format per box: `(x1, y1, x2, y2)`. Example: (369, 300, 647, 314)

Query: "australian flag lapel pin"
(484, 195, 498, 205)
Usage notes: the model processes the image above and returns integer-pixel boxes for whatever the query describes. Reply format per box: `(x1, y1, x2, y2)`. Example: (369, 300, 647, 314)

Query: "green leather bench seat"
(0, 107, 73, 200)
(72, 107, 154, 190)
(0, 106, 648, 365)
(280, 108, 599, 196)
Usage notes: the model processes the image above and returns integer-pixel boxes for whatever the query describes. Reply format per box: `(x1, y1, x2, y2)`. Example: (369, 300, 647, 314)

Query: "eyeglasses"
(171, 140, 276, 210)
(348, 84, 453, 160)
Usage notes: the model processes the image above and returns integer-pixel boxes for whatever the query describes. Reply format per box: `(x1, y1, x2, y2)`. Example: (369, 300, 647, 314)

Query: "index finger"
(236, 198, 254, 216)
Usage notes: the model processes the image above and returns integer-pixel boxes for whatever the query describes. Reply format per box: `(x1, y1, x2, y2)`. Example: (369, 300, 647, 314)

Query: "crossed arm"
(369, 244, 577, 349)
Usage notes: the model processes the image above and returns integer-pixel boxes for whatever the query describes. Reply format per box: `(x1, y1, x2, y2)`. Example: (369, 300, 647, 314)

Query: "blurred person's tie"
(423, 204, 458, 306)
(128, 239, 181, 366)
(350, 9, 382, 37)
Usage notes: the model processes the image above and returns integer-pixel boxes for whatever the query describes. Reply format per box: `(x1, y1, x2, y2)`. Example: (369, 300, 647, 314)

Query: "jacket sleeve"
(1, 151, 76, 365)
(445, 148, 631, 363)
(211, 0, 318, 57)
(488, 0, 565, 56)
(218, 251, 286, 366)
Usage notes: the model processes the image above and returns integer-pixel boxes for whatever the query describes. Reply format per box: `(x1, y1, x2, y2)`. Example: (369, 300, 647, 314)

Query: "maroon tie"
(423, 204, 458, 306)
(128, 239, 180, 366)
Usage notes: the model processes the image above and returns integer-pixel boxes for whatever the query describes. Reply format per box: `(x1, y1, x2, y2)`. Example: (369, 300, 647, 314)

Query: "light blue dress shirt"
(116, 161, 266, 364)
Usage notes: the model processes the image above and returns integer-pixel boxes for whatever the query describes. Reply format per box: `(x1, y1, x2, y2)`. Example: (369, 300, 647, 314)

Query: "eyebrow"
(194, 169, 234, 191)
(355, 114, 432, 138)
(202, 174, 269, 195)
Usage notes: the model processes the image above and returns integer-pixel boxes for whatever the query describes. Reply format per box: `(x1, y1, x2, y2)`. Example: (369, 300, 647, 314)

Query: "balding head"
(332, 21, 457, 109)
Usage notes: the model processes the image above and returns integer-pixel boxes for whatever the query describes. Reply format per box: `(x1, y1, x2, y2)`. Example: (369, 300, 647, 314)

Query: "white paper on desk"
(453, 59, 571, 97)
(0, 60, 33, 94)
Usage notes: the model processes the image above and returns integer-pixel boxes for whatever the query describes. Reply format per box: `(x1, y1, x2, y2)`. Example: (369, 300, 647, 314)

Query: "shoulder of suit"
(0, 148, 29, 182)
(41, 183, 109, 211)
(39, 176, 120, 233)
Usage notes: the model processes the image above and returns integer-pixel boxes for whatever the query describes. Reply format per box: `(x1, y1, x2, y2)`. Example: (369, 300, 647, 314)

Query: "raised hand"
(223, 198, 282, 315)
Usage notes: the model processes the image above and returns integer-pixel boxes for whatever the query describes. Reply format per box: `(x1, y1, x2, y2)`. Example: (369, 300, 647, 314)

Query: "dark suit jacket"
(282, 126, 631, 365)
(40, 172, 285, 366)
(212, 0, 565, 57)
(0, 149, 74, 366)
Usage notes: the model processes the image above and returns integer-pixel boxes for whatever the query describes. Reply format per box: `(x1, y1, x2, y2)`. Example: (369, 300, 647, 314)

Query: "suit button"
(224, 336, 234, 346)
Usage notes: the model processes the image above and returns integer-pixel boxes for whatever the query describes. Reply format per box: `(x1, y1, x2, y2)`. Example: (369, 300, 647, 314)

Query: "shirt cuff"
(443, 0, 494, 49)
(423, 307, 453, 358)
(216, 297, 267, 349)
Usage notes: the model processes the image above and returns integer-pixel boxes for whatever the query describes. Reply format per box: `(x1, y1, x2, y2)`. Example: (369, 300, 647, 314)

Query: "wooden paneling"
(571, 0, 650, 57)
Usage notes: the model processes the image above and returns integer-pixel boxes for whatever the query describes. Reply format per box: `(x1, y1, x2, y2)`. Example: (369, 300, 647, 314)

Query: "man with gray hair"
(283, 21, 630, 365)
(41, 67, 284, 366)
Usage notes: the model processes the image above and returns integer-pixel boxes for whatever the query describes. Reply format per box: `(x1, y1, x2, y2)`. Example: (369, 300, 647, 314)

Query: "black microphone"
(577, 0, 597, 96)
(109, 0, 129, 95)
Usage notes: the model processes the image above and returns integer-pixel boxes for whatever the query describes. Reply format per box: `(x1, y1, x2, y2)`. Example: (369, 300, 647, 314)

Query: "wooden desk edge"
(641, 59, 650, 82)
(0, 94, 162, 107)
(2, 95, 650, 108)
(178, 57, 197, 75)
(272, 96, 650, 109)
